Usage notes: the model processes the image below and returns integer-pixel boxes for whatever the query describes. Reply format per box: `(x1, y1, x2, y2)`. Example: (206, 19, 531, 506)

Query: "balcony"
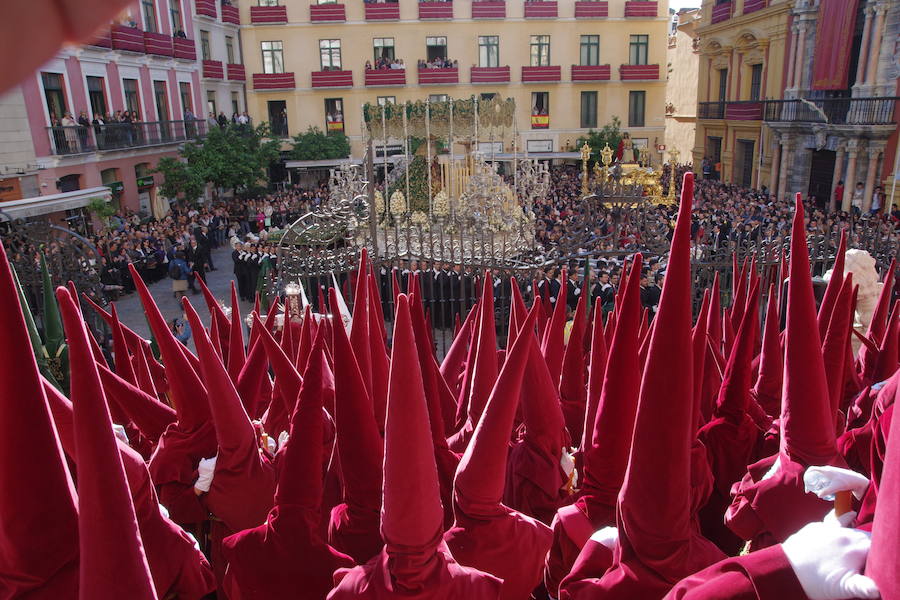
(619, 64, 660, 80)
(196, 0, 217, 18)
(763, 97, 898, 126)
(470, 66, 510, 83)
(311, 70, 354, 88)
(252, 72, 296, 90)
(574, 1, 608, 18)
(472, 0, 506, 18)
(173, 37, 196, 60)
(250, 5, 288, 23)
(365, 2, 400, 20)
(203, 59, 225, 79)
(524, 1, 557, 18)
(698, 101, 725, 119)
(87, 28, 112, 49)
(522, 65, 561, 82)
(227, 63, 246, 80)
(711, 2, 731, 24)
(743, 0, 766, 14)
(222, 3, 241, 24)
(418, 67, 459, 85)
(419, 0, 453, 19)
(310, 3, 347, 21)
(111, 25, 145, 53)
(725, 101, 762, 120)
(365, 69, 406, 86)
(46, 120, 208, 156)
(624, 0, 657, 17)
(144, 32, 174, 57)
(571, 64, 611, 81)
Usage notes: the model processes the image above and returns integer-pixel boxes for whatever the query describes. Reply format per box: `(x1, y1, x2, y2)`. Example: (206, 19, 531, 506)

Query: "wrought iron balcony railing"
(46, 120, 208, 156)
(763, 97, 898, 125)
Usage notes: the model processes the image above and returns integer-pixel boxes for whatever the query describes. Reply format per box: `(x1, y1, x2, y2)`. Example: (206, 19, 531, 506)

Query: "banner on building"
(812, 0, 861, 90)
(531, 114, 549, 129)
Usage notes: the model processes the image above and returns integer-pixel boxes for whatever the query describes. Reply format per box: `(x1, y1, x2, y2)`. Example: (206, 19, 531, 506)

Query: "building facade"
(0, 0, 209, 218)
(694, 0, 900, 212)
(239, 0, 669, 158)
(193, 0, 249, 121)
(664, 7, 700, 164)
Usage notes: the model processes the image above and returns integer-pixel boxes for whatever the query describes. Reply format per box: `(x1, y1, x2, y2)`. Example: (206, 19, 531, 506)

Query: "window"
(480, 92, 497, 101)
(207, 91, 217, 115)
(123, 79, 141, 115)
(200, 30, 211, 60)
(426, 36, 447, 63)
(629, 34, 649, 65)
(325, 98, 344, 132)
(41, 72, 67, 121)
(320, 39, 342, 70)
(259, 0, 279, 5)
(170, 0, 183, 34)
(226, 36, 236, 64)
(749, 63, 763, 101)
(530, 35, 550, 67)
(179, 82, 192, 116)
(86, 76, 107, 119)
(268, 100, 288, 136)
(717, 68, 728, 101)
(580, 35, 599, 66)
(377, 96, 396, 106)
(373, 38, 395, 63)
(580, 91, 597, 128)
(262, 41, 285, 74)
(628, 91, 646, 127)
(231, 91, 240, 116)
(531, 91, 549, 129)
(429, 94, 449, 102)
(707, 136, 722, 164)
(478, 36, 499, 67)
(142, 0, 157, 32)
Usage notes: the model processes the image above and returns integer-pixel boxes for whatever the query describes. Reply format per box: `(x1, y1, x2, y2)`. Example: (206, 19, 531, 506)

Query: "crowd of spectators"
(417, 57, 457, 69)
(366, 57, 405, 70)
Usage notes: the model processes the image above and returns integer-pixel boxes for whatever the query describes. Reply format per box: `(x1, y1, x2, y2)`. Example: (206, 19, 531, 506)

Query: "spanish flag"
(531, 114, 549, 129)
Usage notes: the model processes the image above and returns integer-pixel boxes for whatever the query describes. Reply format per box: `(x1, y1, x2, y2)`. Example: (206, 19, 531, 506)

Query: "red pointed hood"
(873, 302, 899, 383)
(368, 271, 388, 344)
(580, 256, 642, 510)
(0, 246, 79, 596)
(350, 253, 374, 404)
(715, 279, 760, 424)
(110, 303, 138, 385)
(729, 259, 749, 344)
(227, 282, 246, 382)
(522, 327, 569, 458)
(366, 283, 390, 433)
(582, 302, 608, 452)
(693, 290, 712, 428)
(440, 306, 476, 398)
(865, 375, 900, 598)
(467, 272, 500, 425)
(822, 275, 855, 423)
(779, 195, 837, 466)
(57, 287, 157, 599)
(508, 276, 528, 348)
(98, 363, 177, 443)
(560, 290, 589, 443)
(817, 229, 847, 339)
(542, 268, 568, 387)
(707, 272, 723, 352)
(235, 334, 271, 420)
(196, 272, 231, 355)
(129, 264, 210, 430)
(255, 313, 303, 433)
(454, 306, 537, 514)
(753, 284, 784, 417)
(867, 259, 897, 347)
(616, 172, 702, 578)
(381, 294, 444, 558)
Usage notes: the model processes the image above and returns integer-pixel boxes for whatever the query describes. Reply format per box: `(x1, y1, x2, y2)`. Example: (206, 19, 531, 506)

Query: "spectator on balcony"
(238, 112, 250, 125)
(208, 111, 218, 130)
(217, 111, 229, 128)
(77, 111, 90, 148)
(833, 180, 844, 212)
(871, 186, 884, 215)
(61, 112, 79, 153)
(174, 29, 187, 38)
(851, 181, 864, 216)
(365, 60, 373, 70)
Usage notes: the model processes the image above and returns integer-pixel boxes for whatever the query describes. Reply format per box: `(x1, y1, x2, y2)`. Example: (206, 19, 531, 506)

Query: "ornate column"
(769, 134, 782, 196)
(830, 143, 846, 212)
(778, 140, 793, 200)
(865, 5, 887, 85)
(862, 145, 884, 211)
(793, 21, 807, 90)
(855, 5, 875, 86)
(786, 23, 799, 89)
(842, 140, 860, 212)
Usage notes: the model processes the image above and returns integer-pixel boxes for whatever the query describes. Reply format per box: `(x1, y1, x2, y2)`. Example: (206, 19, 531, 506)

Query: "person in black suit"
(185, 235, 209, 284)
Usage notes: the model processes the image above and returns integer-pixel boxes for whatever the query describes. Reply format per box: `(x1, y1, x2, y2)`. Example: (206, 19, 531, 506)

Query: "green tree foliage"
(290, 127, 351, 161)
(576, 116, 623, 165)
(154, 157, 204, 203)
(184, 123, 281, 193)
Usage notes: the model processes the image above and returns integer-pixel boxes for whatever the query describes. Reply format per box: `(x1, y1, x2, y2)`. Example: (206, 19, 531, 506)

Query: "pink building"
(12, 0, 207, 215)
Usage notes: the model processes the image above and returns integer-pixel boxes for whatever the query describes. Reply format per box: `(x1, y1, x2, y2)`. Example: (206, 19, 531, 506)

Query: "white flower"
(389, 190, 407, 215)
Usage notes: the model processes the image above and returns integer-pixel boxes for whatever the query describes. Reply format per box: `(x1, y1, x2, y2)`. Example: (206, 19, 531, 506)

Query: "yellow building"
(237, 0, 669, 159)
(664, 7, 700, 164)
(692, 0, 791, 189)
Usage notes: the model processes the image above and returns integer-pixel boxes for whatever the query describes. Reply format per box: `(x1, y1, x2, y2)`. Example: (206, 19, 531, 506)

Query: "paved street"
(111, 245, 255, 348)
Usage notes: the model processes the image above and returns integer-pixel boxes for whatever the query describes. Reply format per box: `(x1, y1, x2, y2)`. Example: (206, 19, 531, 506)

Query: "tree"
(183, 123, 281, 194)
(154, 157, 204, 203)
(290, 126, 351, 161)
(576, 116, 623, 165)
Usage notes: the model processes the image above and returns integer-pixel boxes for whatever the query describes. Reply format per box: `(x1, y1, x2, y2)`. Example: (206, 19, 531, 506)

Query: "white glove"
(823, 509, 858, 529)
(266, 435, 277, 454)
(590, 526, 618, 551)
(194, 455, 217, 493)
(781, 522, 880, 600)
(560, 447, 578, 490)
(278, 431, 290, 451)
(804, 466, 870, 501)
(112, 424, 129, 445)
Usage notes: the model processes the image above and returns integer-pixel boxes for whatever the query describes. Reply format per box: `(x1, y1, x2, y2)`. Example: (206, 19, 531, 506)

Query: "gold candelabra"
(580, 142, 591, 196)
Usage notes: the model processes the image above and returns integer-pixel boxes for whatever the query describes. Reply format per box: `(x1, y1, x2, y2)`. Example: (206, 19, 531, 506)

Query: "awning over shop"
(0, 186, 111, 220)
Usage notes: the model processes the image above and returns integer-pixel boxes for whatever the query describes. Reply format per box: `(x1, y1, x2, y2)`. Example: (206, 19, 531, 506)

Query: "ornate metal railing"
(46, 119, 208, 155)
(763, 97, 898, 126)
